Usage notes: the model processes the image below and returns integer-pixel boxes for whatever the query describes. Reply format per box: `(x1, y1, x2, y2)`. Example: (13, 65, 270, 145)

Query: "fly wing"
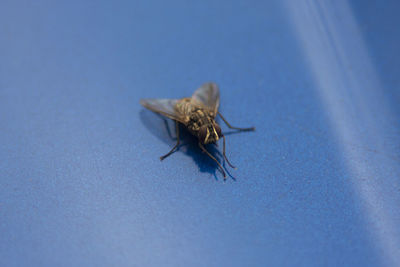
(191, 82, 220, 114)
(140, 98, 186, 123)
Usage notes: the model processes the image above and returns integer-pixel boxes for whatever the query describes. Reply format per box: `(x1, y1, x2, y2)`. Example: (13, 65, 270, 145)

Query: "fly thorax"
(187, 109, 204, 131)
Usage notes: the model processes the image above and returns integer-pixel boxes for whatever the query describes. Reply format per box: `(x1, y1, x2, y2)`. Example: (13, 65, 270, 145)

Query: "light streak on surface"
(284, 1, 400, 266)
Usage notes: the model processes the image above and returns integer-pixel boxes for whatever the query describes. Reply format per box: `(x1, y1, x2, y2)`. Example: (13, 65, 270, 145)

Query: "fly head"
(199, 122, 222, 144)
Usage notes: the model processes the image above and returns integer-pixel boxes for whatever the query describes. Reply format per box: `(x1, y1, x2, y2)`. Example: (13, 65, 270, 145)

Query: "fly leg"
(199, 142, 226, 179)
(160, 121, 180, 160)
(162, 118, 175, 140)
(218, 112, 255, 131)
(221, 135, 236, 169)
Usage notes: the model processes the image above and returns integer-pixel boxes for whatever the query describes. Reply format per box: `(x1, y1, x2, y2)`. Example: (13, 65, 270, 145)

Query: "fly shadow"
(139, 109, 237, 181)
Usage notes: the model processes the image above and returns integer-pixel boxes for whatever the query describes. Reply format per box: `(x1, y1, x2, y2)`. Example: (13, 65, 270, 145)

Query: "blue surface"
(1, 1, 400, 266)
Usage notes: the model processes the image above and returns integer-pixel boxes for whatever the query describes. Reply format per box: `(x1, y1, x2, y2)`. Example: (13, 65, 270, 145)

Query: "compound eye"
(215, 124, 222, 137)
(199, 126, 208, 143)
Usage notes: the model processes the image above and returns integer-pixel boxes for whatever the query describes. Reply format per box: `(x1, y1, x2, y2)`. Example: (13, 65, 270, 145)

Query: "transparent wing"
(191, 82, 220, 113)
(140, 98, 186, 123)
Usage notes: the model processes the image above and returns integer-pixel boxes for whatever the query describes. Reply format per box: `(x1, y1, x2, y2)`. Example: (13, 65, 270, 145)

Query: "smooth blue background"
(1, 1, 399, 266)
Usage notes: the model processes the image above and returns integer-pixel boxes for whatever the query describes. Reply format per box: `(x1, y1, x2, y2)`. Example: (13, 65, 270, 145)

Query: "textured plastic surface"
(1, 1, 399, 266)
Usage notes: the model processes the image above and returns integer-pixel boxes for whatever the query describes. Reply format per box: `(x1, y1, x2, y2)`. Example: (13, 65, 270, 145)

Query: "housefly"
(140, 82, 255, 179)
